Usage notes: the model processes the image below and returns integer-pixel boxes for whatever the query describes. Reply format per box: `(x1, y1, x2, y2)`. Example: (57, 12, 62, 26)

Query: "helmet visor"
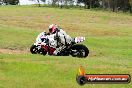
(49, 28, 55, 33)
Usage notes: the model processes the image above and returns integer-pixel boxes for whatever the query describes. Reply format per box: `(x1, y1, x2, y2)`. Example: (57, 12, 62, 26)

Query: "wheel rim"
(77, 49, 85, 57)
(33, 47, 38, 53)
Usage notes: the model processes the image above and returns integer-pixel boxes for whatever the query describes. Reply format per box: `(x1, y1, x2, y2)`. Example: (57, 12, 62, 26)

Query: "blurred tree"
(37, 0, 40, 7)
(36, 0, 46, 7)
(5, 0, 18, 5)
(129, 0, 132, 13)
(51, 0, 58, 6)
(77, 0, 100, 9)
(99, 0, 131, 13)
(1, 0, 18, 5)
(0, 0, 4, 5)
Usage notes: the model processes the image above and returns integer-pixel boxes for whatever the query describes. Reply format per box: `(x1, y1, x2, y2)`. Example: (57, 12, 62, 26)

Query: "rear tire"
(71, 44, 89, 58)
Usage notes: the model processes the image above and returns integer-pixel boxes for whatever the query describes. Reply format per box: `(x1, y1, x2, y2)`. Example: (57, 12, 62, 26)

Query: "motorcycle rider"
(48, 24, 73, 55)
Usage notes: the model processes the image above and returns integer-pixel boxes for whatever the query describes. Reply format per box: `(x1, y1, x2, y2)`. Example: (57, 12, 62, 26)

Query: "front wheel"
(30, 45, 47, 55)
(71, 44, 89, 58)
(30, 45, 38, 54)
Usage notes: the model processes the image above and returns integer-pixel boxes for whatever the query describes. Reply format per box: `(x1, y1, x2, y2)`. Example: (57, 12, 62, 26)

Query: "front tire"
(38, 48, 47, 55)
(30, 45, 38, 54)
(71, 44, 89, 58)
(30, 45, 47, 55)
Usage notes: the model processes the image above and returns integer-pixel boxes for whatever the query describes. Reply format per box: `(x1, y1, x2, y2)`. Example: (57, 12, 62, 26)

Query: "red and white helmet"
(49, 24, 57, 33)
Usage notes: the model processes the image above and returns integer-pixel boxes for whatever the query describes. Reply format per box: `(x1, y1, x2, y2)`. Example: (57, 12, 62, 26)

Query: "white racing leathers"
(52, 29, 72, 55)
(36, 30, 72, 55)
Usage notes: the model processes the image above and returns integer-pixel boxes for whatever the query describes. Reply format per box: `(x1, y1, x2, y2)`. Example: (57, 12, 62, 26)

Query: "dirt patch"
(0, 48, 29, 54)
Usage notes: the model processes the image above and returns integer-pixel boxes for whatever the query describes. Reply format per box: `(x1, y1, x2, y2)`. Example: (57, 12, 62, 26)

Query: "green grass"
(0, 6, 132, 88)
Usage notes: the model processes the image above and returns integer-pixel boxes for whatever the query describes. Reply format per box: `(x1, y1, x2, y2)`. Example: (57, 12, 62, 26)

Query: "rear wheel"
(71, 44, 89, 58)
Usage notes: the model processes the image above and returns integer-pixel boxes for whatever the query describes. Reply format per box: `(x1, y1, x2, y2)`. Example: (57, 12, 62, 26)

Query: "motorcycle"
(30, 35, 89, 58)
